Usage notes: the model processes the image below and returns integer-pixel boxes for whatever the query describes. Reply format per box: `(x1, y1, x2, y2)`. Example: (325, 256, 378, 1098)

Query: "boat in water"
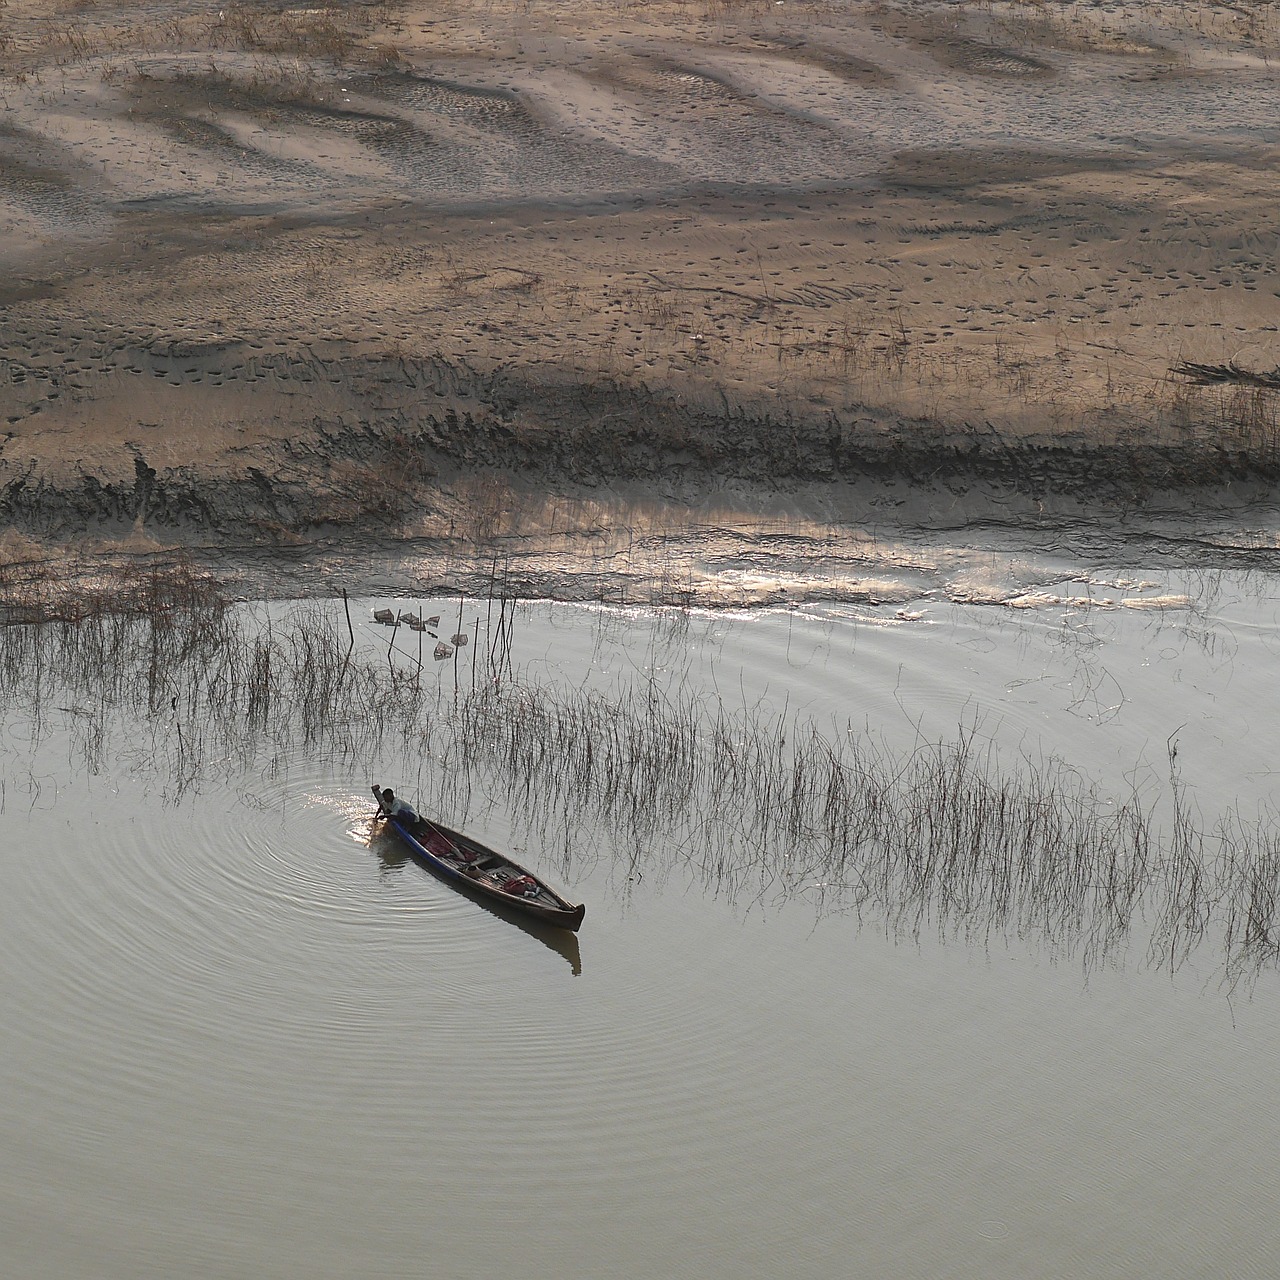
(371, 786, 586, 932)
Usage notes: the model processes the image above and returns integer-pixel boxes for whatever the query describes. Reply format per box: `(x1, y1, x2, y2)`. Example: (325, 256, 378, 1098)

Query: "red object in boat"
(503, 875, 540, 897)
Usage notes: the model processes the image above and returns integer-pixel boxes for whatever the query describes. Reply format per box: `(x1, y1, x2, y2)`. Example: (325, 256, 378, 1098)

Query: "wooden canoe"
(371, 786, 586, 932)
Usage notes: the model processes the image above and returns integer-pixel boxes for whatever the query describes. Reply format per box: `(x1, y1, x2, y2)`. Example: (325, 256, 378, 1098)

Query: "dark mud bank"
(2, 351, 1277, 539)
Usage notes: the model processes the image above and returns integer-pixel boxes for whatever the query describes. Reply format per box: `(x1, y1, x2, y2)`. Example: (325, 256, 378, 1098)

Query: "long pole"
(453, 592, 463, 696)
(337, 588, 355, 693)
(342, 588, 354, 647)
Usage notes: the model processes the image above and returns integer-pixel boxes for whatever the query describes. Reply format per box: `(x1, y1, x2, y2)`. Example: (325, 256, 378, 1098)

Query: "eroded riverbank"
(8, 467, 1280, 617)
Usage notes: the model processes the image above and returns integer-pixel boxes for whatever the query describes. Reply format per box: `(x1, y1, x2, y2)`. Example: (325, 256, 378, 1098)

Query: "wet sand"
(1, 0, 1278, 554)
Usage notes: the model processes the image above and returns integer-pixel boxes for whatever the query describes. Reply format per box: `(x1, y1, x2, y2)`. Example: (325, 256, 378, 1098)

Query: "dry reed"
(1, 564, 1278, 986)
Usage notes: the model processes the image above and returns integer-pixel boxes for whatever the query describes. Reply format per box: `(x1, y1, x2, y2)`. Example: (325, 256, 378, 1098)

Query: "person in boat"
(379, 788, 418, 824)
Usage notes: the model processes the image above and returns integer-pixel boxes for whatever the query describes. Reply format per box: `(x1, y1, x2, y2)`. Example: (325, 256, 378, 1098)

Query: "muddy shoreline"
(4, 345, 1280, 540)
(6, 342, 1280, 613)
(2, 0, 1278, 597)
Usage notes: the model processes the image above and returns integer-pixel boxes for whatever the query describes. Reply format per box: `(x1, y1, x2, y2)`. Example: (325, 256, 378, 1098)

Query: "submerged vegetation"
(2, 558, 1280, 986)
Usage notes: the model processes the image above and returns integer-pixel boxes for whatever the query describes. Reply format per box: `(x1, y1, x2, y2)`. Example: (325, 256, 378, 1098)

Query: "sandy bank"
(1, 0, 1277, 554)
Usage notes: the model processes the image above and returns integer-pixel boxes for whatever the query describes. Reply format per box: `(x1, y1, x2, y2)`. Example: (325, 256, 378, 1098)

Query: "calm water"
(3, 563, 1280, 1278)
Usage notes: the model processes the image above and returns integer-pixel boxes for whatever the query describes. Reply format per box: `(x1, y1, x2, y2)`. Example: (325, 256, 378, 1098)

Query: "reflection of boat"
(372, 786, 586, 932)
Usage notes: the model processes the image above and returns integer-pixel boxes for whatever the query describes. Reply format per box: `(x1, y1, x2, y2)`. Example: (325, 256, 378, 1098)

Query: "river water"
(3, 558, 1280, 1278)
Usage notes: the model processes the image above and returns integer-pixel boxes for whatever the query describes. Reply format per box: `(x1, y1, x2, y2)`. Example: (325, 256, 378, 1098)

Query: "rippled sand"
(0, 0, 1277, 543)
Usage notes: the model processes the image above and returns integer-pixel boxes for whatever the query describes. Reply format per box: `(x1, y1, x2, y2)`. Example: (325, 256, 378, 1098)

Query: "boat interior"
(418, 824, 553, 900)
